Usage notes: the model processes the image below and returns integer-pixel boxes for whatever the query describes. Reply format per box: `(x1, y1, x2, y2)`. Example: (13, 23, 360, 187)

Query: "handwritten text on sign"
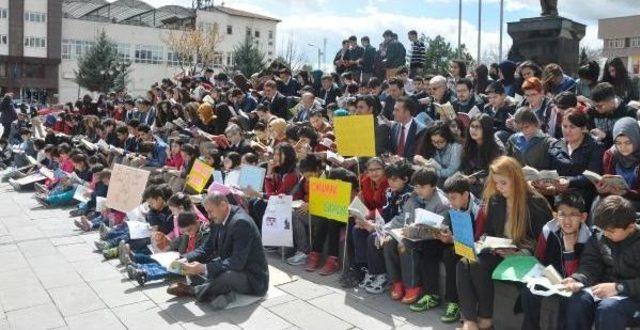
(186, 159, 214, 193)
(309, 178, 351, 223)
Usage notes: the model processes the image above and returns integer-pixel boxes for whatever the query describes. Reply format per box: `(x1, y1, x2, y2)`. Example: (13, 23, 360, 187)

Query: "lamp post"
(458, 0, 462, 58)
(307, 43, 324, 71)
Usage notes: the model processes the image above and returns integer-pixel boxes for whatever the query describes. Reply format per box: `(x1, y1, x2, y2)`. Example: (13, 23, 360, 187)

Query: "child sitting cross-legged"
(125, 212, 210, 286)
(562, 195, 640, 330)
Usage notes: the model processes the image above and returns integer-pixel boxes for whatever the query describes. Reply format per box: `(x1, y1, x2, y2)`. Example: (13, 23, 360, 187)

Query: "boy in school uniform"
(563, 195, 640, 329)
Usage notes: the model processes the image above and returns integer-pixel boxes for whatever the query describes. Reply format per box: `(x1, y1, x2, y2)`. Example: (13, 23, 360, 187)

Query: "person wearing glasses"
(414, 121, 463, 186)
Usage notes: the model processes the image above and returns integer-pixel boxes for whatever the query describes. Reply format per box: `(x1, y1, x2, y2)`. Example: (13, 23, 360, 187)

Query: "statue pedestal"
(507, 16, 586, 75)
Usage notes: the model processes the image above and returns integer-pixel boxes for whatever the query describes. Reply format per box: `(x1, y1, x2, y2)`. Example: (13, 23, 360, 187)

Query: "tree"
(278, 38, 309, 71)
(579, 47, 589, 65)
(163, 23, 223, 75)
(75, 30, 131, 94)
(419, 34, 475, 75)
(231, 37, 267, 76)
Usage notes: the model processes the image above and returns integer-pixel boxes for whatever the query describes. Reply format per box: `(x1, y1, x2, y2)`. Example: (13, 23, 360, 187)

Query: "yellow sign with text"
(334, 114, 376, 157)
(186, 159, 214, 193)
(309, 178, 351, 223)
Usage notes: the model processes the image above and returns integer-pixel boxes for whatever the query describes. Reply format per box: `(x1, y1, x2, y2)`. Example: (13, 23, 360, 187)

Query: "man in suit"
(262, 80, 290, 120)
(223, 123, 253, 155)
(318, 75, 342, 106)
(167, 193, 269, 309)
(292, 92, 321, 123)
(389, 96, 426, 160)
(355, 94, 390, 155)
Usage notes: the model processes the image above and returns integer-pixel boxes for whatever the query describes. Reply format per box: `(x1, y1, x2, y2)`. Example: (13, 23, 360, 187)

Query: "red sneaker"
(390, 281, 405, 300)
(305, 251, 321, 272)
(318, 256, 339, 276)
(401, 286, 422, 304)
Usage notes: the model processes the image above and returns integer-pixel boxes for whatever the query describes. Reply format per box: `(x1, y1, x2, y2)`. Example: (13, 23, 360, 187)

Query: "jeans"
(91, 215, 108, 230)
(292, 210, 312, 253)
(383, 238, 421, 287)
(365, 232, 386, 275)
(351, 227, 370, 266)
(46, 186, 76, 206)
(456, 253, 501, 321)
(421, 240, 459, 303)
(132, 254, 169, 281)
(565, 290, 640, 330)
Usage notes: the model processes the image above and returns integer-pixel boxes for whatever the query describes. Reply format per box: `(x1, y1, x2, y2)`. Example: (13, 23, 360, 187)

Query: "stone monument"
(507, 1, 585, 75)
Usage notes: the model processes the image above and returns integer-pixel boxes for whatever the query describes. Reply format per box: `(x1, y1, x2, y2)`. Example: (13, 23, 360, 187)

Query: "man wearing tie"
(167, 193, 269, 309)
(389, 96, 426, 160)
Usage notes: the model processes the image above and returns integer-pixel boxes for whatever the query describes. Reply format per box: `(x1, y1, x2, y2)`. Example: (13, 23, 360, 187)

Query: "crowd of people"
(2, 28, 640, 329)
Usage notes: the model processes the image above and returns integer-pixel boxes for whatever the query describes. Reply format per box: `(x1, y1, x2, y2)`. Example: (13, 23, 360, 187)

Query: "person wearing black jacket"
(262, 80, 290, 120)
(0, 95, 16, 140)
(318, 75, 342, 106)
(169, 193, 269, 309)
(563, 195, 640, 330)
(360, 36, 376, 84)
(587, 82, 638, 149)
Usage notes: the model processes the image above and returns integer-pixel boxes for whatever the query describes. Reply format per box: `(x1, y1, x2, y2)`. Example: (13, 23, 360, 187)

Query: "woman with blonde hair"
(195, 102, 216, 134)
(456, 156, 552, 330)
(268, 118, 288, 147)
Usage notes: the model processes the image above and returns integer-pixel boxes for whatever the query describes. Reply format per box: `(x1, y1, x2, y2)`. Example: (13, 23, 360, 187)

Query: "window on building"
(0, 8, 7, 19)
(631, 37, 640, 48)
(0, 63, 6, 78)
(227, 25, 233, 35)
(226, 53, 231, 66)
(115, 43, 130, 61)
(0, 35, 7, 45)
(607, 38, 626, 49)
(61, 39, 94, 60)
(23, 64, 45, 78)
(135, 45, 163, 64)
(268, 30, 273, 39)
(167, 51, 182, 66)
(268, 41, 273, 47)
(268, 51, 272, 56)
(213, 52, 223, 67)
(254, 30, 260, 38)
(24, 37, 46, 48)
(24, 11, 46, 23)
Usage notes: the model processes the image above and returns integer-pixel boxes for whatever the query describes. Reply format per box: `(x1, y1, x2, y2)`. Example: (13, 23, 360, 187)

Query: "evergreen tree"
(231, 37, 266, 76)
(75, 30, 131, 94)
(579, 47, 589, 65)
(419, 34, 474, 75)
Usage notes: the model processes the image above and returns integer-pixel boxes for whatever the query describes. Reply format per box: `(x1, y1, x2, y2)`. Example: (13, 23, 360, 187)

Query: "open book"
(433, 102, 456, 120)
(522, 166, 560, 184)
(582, 170, 629, 190)
(475, 236, 517, 254)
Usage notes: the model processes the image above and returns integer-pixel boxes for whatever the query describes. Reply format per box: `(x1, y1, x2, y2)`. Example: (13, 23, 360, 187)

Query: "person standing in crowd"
(334, 40, 350, 76)
(408, 30, 426, 78)
(498, 60, 518, 97)
(0, 94, 17, 140)
(576, 61, 600, 99)
(383, 30, 406, 79)
(360, 36, 377, 84)
(346, 35, 364, 82)
(473, 64, 492, 96)
(602, 57, 640, 103)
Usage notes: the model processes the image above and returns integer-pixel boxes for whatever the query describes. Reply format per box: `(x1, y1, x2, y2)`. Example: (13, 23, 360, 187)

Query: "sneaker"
(318, 256, 339, 276)
(73, 219, 90, 232)
(401, 286, 422, 304)
(126, 264, 139, 280)
(365, 274, 388, 294)
(98, 223, 111, 240)
(286, 251, 307, 266)
(69, 208, 84, 217)
(358, 270, 375, 289)
(410, 294, 440, 312)
(35, 195, 50, 207)
(118, 240, 131, 266)
(133, 269, 147, 286)
(167, 282, 195, 297)
(102, 247, 119, 260)
(390, 281, 405, 300)
(440, 302, 461, 323)
(304, 251, 321, 272)
(339, 267, 363, 288)
(94, 240, 111, 251)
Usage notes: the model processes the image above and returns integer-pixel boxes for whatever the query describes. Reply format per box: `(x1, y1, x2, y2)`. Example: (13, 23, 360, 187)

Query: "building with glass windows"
(0, 0, 279, 104)
(599, 15, 640, 76)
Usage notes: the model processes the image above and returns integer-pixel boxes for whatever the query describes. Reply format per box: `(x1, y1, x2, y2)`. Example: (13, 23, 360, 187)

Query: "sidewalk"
(0, 182, 454, 329)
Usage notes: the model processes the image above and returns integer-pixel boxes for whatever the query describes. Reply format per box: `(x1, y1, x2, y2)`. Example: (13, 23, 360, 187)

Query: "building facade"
(599, 15, 640, 76)
(0, 0, 279, 104)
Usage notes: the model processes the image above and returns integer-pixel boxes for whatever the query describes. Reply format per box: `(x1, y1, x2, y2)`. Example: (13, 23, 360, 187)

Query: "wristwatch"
(616, 282, 625, 294)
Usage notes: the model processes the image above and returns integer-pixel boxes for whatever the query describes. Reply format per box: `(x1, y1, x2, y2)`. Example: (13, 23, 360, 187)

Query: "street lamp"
(307, 43, 324, 71)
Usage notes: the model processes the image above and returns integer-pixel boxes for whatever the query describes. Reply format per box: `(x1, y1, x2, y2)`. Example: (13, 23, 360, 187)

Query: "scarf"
(612, 117, 640, 169)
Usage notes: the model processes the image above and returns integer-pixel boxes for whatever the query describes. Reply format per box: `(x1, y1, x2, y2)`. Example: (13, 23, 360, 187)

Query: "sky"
(141, 0, 640, 69)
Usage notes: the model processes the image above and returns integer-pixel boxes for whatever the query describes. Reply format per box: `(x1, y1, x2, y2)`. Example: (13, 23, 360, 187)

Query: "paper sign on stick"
(106, 164, 150, 212)
(261, 195, 293, 247)
(186, 159, 214, 193)
(450, 210, 476, 262)
(333, 114, 376, 157)
(309, 178, 351, 223)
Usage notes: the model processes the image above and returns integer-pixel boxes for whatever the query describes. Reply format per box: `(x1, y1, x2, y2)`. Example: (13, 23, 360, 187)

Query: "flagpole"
(458, 0, 462, 58)
(499, 0, 504, 61)
(477, 0, 482, 64)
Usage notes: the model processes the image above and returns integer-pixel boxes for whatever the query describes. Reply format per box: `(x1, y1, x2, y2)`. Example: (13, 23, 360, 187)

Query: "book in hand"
(582, 170, 629, 190)
(326, 150, 345, 165)
(433, 102, 457, 120)
(348, 196, 369, 220)
(522, 166, 560, 184)
(475, 236, 518, 254)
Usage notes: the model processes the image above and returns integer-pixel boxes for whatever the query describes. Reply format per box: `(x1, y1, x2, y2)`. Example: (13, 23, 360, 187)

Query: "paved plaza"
(0, 181, 456, 330)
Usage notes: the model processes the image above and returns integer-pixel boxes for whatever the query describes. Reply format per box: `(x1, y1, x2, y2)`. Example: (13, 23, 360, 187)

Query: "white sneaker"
(358, 270, 374, 289)
(365, 274, 388, 294)
(286, 251, 307, 266)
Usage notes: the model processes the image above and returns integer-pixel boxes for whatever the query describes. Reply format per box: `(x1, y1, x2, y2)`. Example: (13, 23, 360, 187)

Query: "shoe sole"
(286, 260, 306, 266)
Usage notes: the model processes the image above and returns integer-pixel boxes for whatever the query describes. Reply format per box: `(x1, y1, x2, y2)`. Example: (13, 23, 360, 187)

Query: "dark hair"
(462, 114, 502, 171)
(397, 96, 418, 116)
(513, 107, 539, 126)
(456, 78, 473, 91)
(137, 124, 151, 134)
(384, 160, 413, 181)
(168, 192, 193, 210)
(297, 125, 319, 146)
(577, 60, 599, 83)
(417, 121, 457, 158)
(517, 60, 543, 79)
(474, 64, 490, 95)
(387, 77, 404, 90)
(485, 81, 505, 95)
(602, 57, 632, 99)
(327, 167, 359, 192)
(562, 108, 589, 128)
(554, 192, 586, 213)
(408, 30, 417, 36)
(355, 95, 380, 115)
(590, 82, 617, 103)
(177, 211, 198, 228)
(241, 152, 258, 165)
(225, 151, 241, 168)
(298, 153, 323, 173)
(138, 141, 155, 154)
(443, 173, 471, 193)
(553, 91, 578, 109)
(361, 36, 370, 42)
(143, 184, 173, 201)
(451, 59, 467, 78)
(593, 195, 636, 229)
(19, 127, 31, 136)
(412, 167, 438, 186)
(274, 142, 297, 175)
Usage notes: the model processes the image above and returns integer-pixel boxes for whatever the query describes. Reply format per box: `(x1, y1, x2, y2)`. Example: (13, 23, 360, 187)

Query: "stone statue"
(540, 0, 559, 16)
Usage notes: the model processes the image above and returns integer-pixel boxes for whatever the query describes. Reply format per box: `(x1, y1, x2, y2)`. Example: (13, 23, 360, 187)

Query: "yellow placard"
(454, 242, 477, 262)
(333, 114, 376, 157)
(308, 178, 352, 223)
(186, 159, 214, 193)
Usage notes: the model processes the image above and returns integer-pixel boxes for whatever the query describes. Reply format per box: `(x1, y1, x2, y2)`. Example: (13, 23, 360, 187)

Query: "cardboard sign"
(333, 114, 376, 157)
(186, 159, 214, 193)
(450, 210, 476, 262)
(309, 178, 351, 223)
(261, 195, 293, 247)
(106, 164, 150, 212)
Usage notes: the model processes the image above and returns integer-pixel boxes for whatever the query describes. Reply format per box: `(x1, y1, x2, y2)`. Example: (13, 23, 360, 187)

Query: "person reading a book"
(452, 78, 485, 114)
(483, 81, 516, 143)
(599, 117, 640, 206)
(383, 168, 451, 305)
(457, 156, 552, 330)
(521, 192, 591, 330)
(166, 193, 269, 309)
(414, 121, 463, 186)
(36, 153, 92, 207)
(562, 195, 640, 329)
(548, 108, 605, 208)
(506, 107, 555, 171)
(460, 114, 505, 197)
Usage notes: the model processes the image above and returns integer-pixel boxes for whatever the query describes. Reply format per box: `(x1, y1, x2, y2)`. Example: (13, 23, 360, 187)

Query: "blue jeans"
(46, 186, 76, 206)
(132, 253, 169, 281)
(351, 227, 370, 266)
(566, 289, 640, 330)
(91, 215, 108, 230)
